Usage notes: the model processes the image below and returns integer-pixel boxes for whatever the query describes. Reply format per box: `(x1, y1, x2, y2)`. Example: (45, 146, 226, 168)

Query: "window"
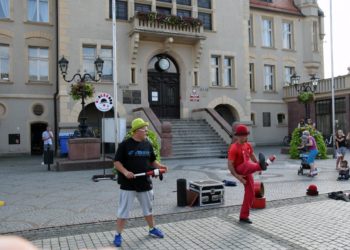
(198, 0, 211, 9)
(198, 12, 212, 30)
(262, 18, 273, 47)
(263, 64, 275, 91)
(83, 46, 96, 77)
(223, 57, 233, 87)
(27, 0, 49, 22)
(261, 0, 272, 2)
(248, 15, 254, 46)
(101, 47, 113, 81)
(0, 0, 9, 18)
(282, 21, 293, 49)
(135, 3, 151, 13)
(263, 112, 271, 127)
(251, 113, 255, 126)
(109, 0, 128, 20)
(284, 66, 294, 84)
(0, 44, 9, 80)
(177, 9, 191, 17)
(193, 71, 198, 86)
(28, 47, 48, 81)
(176, 0, 191, 6)
(211, 55, 220, 86)
(277, 113, 286, 125)
(249, 63, 255, 91)
(158, 0, 172, 2)
(312, 21, 318, 51)
(156, 7, 171, 15)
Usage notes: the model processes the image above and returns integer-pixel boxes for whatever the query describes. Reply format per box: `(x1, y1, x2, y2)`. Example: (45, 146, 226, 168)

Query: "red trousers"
(235, 160, 261, 219)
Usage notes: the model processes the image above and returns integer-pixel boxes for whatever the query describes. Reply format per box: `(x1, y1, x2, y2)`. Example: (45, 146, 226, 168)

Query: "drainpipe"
(53, 0, 59, 155)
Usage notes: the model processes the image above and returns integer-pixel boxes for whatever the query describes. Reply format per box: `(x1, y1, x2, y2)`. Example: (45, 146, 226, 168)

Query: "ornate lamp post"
(289, 73, 319, 119)
(58, 56, 104, 137)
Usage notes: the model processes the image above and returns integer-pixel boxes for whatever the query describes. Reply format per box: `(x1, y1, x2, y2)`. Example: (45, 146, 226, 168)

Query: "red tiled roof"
(250, 0, 303, 16)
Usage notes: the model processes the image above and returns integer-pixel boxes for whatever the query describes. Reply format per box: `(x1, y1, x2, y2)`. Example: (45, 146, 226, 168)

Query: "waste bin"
(59, 132, 72, 156)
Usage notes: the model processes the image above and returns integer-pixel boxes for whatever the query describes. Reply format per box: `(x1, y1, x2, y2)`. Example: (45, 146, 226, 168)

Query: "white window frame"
(82, 45, 97, 78)
(27, 0, 49, 23)
(223, 56, 233, 87)
(284, 66, 295, 84)
(28, 46, 49, 81)
(248, 15, 254, 46)
(100, 47, 113, 81)
(262, 18, 273, 47)
(249, 63, 255, 91)
(0, 0, 10, 19)
(282, 21, 293, 49)
(210, 55, 220, 86)
(0, 44, 9, 81)
(263, 64, 275, 91)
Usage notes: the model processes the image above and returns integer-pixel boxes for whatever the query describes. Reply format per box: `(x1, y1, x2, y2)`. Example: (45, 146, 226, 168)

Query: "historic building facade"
(0, 0, 325, 155)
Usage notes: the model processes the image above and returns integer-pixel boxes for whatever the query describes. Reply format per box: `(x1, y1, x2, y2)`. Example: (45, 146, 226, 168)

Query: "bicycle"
(324, 134, 333, 147)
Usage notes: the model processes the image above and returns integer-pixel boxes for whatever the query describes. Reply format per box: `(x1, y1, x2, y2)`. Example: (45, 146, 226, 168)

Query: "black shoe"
(258, 153, 267, 171)
(239, 218, 253, 224)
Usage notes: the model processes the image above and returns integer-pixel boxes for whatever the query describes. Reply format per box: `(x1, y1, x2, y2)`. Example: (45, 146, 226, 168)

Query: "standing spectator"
(335, 129, 347, 170)
(113, 118, 168, 247)
(41, 125, 53, 165)
(297, 119, 306, 128)
(306, 118, 316, 129)
(302, 130, 319, 177)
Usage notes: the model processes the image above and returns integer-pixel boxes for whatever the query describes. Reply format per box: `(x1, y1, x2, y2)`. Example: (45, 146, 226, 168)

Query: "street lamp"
(289, 73, 319, 119)
(58, 56, 104, 137)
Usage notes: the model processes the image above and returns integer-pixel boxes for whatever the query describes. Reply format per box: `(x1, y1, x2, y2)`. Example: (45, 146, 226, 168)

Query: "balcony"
(129, 12, 206, 44)
(283, 74, 350, 101)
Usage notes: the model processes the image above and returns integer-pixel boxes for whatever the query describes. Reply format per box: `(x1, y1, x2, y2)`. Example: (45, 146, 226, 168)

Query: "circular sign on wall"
(95, 92, 113, 112)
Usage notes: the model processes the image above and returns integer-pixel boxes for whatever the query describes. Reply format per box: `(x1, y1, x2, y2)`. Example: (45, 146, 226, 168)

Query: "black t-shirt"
(114, 137, 156, 192)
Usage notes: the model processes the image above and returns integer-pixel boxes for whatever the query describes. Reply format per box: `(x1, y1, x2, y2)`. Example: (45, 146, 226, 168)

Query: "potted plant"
(69, 82, 95, 101)
(297, 92, 314, 104)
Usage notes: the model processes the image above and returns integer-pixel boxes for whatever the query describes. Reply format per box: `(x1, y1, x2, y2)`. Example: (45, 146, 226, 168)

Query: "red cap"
(306, 184, 318, 196)
(234, 124, 250, 136)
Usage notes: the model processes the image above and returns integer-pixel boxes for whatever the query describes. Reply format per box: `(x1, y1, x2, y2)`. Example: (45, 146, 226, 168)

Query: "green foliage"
(297, 92, 314, 104)
(69, 82, 95, 101)
(289, 126, 328, 159)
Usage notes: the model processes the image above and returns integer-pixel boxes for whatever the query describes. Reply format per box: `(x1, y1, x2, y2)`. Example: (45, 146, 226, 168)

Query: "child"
(338, 160, 349, 181)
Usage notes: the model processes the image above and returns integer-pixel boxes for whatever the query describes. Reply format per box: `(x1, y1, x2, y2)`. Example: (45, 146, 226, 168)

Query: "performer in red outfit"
(227, 124, 272, 224)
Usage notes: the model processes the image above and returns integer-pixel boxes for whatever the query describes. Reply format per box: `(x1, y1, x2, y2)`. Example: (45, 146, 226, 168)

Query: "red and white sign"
(190, 89, 199, 102)
(95, 92, 113, 112)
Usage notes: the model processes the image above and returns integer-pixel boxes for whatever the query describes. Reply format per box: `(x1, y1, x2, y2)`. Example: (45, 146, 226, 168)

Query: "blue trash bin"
(59, 133, 72, 156)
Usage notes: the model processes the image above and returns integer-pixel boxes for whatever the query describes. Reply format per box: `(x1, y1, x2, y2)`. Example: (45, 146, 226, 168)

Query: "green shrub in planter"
(289, 126, 327, 159)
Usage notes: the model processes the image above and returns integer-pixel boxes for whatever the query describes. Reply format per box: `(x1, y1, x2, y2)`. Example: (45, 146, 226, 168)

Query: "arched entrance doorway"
(31, 122, 47, 155)
(148, 54, 180, 119)
(214, 104, 238, 126)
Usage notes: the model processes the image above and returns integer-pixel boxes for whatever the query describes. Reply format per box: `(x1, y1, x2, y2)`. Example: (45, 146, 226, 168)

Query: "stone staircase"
(163, 119, 229, 159)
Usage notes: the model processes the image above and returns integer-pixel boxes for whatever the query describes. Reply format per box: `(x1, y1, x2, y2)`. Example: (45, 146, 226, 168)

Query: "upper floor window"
(0, 44, 9, 80)
(29, 47, 48, 81)
(0, 0, 9, 18)
(198, 0, 211, 9)
(158, 0, 172, 2)
(262, 18, 273, 47)
(211, 55, 220, 86)
(176, 0, 191, 6)
(135, 3, 151, 13)
(28, 0, 49, 22)
(156, 7, 171, 15)
(249, 63, 255, 91)
(312, 21, 318, 51)
(282, 21, 293, 49)
(248, 15, 254, 46)
(198, 12, 212, 30)
(284, 66, 294, 84)
(83, 46, 96, 77)
(263, 64, 275, 91)
(223, 57, 233, 87)
(109, 0, 128, 20)
(177, 9, 191, 17)
(101, 47, 113, 81)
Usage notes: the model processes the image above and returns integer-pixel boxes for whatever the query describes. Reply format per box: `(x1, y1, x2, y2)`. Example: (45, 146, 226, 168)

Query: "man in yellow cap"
(113, 118, 168, 247)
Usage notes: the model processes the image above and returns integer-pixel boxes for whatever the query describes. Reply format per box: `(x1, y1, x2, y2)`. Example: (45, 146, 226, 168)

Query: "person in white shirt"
(42, 125, 53, 165)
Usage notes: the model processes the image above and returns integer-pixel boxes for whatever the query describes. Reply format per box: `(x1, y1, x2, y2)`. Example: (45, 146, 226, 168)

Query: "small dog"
(338, 160, 350, 181)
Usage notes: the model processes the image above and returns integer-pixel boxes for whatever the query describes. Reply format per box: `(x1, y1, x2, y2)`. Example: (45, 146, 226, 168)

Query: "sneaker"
(113, 233, 122, 247)
(266, 155, 276, 165)
(239, 218, 253, 224)
(149, 227, 164, 238)
(258, 153, 267, 171)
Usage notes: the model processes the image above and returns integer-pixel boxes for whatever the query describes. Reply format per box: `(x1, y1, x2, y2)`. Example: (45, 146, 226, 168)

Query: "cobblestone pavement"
(2, 146, 350, 249)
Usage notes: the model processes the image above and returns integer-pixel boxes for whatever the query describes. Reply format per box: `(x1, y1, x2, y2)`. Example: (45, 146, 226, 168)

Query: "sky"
(317, 0, 350, 78)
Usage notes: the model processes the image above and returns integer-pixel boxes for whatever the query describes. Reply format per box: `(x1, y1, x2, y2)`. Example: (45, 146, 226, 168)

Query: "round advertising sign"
(95, 92, 113, 112)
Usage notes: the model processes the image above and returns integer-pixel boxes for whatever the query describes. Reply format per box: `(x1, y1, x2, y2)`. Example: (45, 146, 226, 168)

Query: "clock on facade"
(156, 57, 170, 72)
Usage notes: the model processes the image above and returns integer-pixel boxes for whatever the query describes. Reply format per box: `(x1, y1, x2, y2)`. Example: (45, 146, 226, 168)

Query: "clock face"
(158, 58, 170, 71)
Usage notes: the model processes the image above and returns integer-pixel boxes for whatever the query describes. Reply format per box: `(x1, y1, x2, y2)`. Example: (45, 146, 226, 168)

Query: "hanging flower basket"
(69, 82, 95, 101)
(297, 92, 314, 104)
(137, 12, 202, 28)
